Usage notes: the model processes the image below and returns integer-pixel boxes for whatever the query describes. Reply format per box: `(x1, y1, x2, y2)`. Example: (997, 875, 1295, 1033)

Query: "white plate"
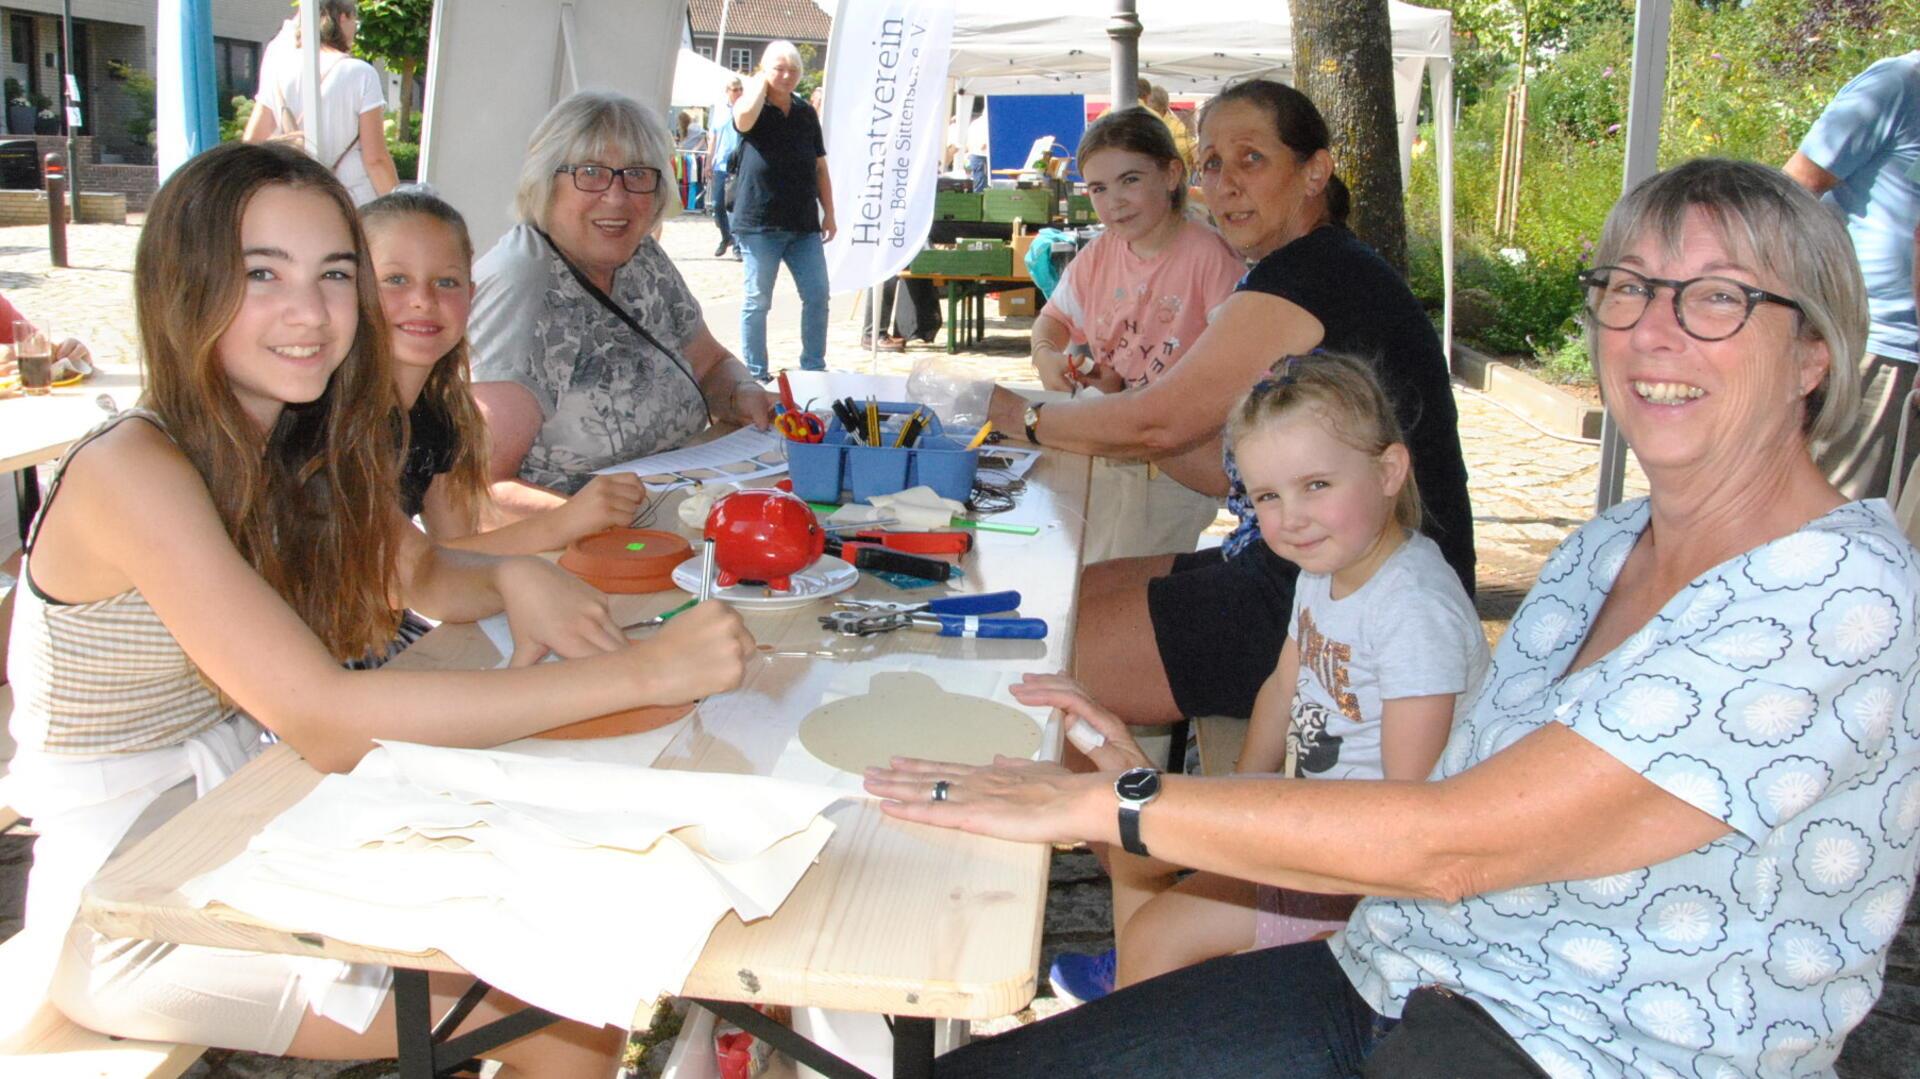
(671, 554, 859, 610)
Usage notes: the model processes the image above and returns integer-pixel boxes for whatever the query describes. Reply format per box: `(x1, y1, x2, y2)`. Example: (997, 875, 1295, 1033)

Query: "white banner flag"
(821, 0, 955, 293)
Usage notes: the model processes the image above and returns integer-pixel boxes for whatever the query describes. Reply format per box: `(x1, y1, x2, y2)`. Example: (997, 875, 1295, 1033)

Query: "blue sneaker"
(1047, 948, 1117, 1004)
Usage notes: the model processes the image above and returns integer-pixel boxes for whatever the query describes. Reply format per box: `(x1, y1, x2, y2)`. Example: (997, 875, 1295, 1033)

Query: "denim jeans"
(736, 229, 829, 376)
(935, 943, 1395, 1078)
(710, 169, 731, 247)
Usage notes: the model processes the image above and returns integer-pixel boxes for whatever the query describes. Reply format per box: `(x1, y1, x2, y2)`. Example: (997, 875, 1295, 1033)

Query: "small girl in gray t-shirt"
(1103, 354, 1490, 993)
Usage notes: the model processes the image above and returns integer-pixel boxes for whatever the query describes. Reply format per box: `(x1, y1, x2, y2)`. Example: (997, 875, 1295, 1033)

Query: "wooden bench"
(0, 691, 205, 1077)
(1, 682, 18, 833)
(0, 935, 206, 1078)
(1193, 715, 1250, 778)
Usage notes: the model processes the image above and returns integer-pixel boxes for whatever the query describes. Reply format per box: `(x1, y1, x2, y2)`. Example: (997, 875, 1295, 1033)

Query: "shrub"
(389, 139, 419, 182)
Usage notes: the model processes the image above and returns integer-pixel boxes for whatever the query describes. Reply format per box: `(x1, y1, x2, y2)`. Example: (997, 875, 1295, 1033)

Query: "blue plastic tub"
(784, 401, 980, 504)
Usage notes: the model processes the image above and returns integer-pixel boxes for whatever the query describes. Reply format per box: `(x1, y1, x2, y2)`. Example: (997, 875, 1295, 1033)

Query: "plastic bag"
(906, 355, 995, 431)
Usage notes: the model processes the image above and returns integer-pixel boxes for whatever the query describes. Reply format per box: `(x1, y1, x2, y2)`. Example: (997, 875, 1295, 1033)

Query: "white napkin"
(183, 742, 845, 1028)
(866, 486, 966, 529)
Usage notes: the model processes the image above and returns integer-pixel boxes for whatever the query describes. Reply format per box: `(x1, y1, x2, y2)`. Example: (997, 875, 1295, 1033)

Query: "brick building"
(2, 1, 284, 160)
(687, 0, 830, 76)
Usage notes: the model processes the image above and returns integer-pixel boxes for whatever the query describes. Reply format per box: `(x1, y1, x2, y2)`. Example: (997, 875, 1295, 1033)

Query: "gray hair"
(760, 40, 804, 75)
(1588, 157, 1865, 445)
(512, 90, 679, 231)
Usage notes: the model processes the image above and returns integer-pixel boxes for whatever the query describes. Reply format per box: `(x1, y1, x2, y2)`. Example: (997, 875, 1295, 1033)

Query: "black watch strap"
(1118, 805, 1149, 856)
(1024, 401, 1045, 445)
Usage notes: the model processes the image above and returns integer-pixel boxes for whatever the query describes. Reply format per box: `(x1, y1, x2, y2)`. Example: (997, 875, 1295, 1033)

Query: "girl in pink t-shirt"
(1033, 108, 1245, 391)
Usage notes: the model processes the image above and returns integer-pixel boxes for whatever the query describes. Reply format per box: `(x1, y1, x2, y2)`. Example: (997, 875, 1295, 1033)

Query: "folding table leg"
(393, 969, 437, 1079)
(892, 1016, 936, 1079)
(945, 282, 959, 354)
(14, 465, 41, 541)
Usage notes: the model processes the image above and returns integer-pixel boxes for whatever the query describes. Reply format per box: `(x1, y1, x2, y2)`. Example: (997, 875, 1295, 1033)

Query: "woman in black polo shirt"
(730, 39, 837, 380)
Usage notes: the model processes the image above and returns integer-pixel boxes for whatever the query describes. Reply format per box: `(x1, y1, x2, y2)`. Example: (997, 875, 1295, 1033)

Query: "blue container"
(783, 401, 980, 504)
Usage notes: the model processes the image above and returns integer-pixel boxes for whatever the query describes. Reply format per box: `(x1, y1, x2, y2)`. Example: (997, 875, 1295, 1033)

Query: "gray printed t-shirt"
(1286, 531, 1490, 780)
(469, 224, 708, 494)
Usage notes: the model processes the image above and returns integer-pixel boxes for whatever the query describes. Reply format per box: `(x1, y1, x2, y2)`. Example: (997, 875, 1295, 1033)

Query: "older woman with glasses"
(469, 91, 774, 517)
(867, 159, 1920, 1078)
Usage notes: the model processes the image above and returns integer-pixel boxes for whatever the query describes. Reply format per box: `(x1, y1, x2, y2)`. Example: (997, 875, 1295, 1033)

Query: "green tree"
(352, 0, 431, 150)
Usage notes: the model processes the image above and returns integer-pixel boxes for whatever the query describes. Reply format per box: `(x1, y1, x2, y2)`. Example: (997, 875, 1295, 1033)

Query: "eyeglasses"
(555, 164, 662, 195)
(1577, 266, 1803, 342)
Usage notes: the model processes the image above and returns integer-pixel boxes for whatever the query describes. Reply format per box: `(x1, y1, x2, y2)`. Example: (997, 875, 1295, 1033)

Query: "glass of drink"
(14, 318, 52, 396)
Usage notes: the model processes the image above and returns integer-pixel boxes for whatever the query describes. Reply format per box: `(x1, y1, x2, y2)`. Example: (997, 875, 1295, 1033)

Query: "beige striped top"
(7, 409, 234, 755)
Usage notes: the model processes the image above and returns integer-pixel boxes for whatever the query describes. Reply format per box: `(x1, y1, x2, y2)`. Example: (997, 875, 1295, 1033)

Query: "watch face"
(1116, 766, 1161, 803)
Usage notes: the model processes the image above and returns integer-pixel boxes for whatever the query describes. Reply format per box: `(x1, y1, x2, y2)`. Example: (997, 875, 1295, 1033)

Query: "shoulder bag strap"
(535, 229, 713, 424)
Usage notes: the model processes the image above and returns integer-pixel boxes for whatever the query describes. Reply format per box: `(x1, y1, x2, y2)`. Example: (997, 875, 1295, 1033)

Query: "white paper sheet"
(975, 443, 1040, 484)
(592, 427, 790, 490)
(182, 743, 847, 1028)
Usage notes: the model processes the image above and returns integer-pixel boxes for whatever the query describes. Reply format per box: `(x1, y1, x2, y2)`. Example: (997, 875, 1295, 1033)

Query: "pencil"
(964, 422, 993, 450)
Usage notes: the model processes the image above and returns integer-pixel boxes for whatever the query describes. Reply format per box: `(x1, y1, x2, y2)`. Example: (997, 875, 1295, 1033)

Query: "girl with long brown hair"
(7, 141, 751, 1075)
(362, 186, 648, 551)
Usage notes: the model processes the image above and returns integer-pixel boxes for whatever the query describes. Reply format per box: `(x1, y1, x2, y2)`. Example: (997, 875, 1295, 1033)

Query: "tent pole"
(1435, 56, 1454, 357)
(1595, 0, 1672, 513)
(1108, 0, 1140, 106)
(715, 0, 732, 72)
(299, 0, 320, 158)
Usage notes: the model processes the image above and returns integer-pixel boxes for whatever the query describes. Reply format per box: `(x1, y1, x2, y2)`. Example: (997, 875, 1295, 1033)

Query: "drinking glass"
(13, 318, 52, 396)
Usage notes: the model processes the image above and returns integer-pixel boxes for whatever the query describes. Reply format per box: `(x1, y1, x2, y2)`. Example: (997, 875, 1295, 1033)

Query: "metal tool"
(818, 609, 1048, 639)
(620, 597, 697, 630)
(836, 590, 1021, 616)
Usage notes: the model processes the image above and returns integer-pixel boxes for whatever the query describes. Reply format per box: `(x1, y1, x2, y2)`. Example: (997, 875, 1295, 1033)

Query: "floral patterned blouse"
(1335, 498, 1920, 1078)
(469, 224, 709, 494)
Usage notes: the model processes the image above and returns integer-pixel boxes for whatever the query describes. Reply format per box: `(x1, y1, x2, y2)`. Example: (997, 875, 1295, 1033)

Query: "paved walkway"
(8, 215, 1903, 1078)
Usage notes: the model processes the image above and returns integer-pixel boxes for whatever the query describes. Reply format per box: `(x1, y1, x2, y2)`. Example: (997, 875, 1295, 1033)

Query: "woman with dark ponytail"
(982, 78, 1474, 781)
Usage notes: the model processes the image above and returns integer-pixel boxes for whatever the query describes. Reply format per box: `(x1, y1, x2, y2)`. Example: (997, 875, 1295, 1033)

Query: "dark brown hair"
(1198, 79, 1350, 226)
(361, 186, 491, 534)
(135, 140, 403, 662)
(1077, 106, 1187, 212)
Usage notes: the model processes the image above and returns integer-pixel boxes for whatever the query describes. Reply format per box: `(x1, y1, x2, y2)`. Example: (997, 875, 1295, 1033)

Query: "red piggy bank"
(703, 490, 826, 591)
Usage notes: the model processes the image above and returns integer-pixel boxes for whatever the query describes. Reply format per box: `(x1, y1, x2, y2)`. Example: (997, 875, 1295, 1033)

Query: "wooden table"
(896, 272, 1033, 354)
(78, 374, 1090, 1078)
(1, 368, 143, 539)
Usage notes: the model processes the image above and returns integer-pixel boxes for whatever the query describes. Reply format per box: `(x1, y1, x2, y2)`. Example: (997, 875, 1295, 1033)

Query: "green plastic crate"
(934, 191, 983, 221)
(1067, 194, 1097, 224)
(982, 188, 1054, 223)
(909, 242, 1013, 277)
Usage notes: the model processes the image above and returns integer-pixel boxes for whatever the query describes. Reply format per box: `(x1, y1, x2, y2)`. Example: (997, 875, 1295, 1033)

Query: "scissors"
(773, 372, 826, 443)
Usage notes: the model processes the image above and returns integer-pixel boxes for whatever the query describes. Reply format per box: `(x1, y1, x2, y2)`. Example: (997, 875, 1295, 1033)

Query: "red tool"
(847, 530, 973, 555)
(773, 372, 825, 443)
(703, 490, 827, 591)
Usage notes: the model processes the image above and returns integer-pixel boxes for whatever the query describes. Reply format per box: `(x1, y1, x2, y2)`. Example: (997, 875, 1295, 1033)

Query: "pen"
(894, 408, 925, 448)
(964, 422, 993, 450)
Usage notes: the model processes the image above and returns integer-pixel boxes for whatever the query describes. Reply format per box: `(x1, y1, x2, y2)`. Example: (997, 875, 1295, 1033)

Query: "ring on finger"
(931, 779, 951, 803)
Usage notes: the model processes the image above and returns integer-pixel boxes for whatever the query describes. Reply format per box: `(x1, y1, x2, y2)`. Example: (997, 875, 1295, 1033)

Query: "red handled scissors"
(773, 372, 826, 443)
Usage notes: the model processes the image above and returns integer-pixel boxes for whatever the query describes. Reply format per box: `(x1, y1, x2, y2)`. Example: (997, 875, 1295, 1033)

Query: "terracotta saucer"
(559, 528, 693, 593)
(534, 701, 695, 741)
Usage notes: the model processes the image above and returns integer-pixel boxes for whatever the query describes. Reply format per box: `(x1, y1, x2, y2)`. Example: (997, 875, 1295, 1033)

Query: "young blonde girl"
(6, 142, 753, 1076)
(1020, 353, 1488, 1000)
(360, 188, 646, 553)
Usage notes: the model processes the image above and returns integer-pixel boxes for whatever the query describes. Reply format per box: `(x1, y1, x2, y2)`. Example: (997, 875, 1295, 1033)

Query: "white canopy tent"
(672, 46, 736, 110)
(942, 0, 1458, 346)
(420, 0, 685, 253)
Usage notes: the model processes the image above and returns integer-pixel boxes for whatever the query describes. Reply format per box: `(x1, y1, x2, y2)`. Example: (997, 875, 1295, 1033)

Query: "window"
(213, 37, 260, 118)
(8, 16, 28, 65)
(696, 45, 713, 60)
(729, 47, 751, 72)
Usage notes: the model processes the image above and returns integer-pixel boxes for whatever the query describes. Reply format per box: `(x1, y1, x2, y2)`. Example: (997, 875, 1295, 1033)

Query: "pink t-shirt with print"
(1040, 218, 1245, 385)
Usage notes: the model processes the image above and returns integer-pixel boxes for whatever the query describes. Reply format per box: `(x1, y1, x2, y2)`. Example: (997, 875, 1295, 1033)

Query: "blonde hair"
(360, 187, 491, 534)
(1226, 352, 1423, 532)
(513, 91, 679, 232)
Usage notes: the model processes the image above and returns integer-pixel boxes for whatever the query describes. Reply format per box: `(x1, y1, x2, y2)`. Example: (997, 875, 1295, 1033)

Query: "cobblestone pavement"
(14, 215, 1908, 1078)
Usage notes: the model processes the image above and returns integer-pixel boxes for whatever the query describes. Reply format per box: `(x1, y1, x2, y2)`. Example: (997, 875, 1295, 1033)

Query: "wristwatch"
(1023, 402, 1046, 445)
(1115, 766, 1162, 857)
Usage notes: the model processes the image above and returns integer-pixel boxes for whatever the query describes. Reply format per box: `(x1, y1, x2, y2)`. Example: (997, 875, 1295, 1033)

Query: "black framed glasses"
(555, 163, 662, 195)
(1577, 265, 1803, 342)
